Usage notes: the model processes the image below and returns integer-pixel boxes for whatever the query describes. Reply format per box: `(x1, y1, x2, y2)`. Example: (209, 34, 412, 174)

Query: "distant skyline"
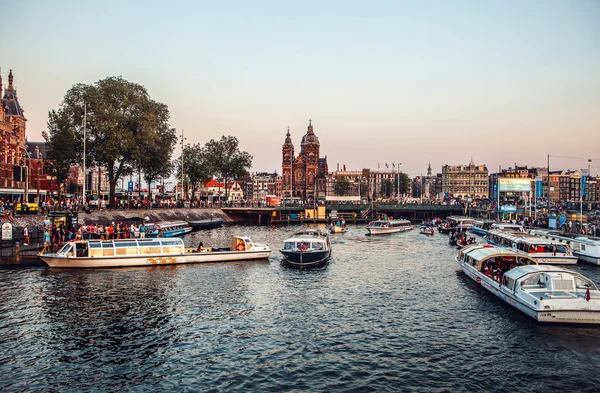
(2, 0, 599, 177)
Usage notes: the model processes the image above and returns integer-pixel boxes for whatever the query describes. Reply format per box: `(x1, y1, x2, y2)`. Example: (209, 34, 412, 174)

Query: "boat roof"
(461, 245, 528, 261)
(293, 228, 328, 236)
(504, 264, 577, 280)
(373, 219, 411, 224)
(75, 237, 185, 246)
(448, 216, 474, 222)
(284, 237, 328, 243)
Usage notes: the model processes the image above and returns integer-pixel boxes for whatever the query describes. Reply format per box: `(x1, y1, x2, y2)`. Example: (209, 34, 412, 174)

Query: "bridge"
(222, 203, 466, 225)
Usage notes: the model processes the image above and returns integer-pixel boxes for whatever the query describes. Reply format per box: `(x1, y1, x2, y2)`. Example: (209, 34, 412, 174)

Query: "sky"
(2, 0, 600, 177)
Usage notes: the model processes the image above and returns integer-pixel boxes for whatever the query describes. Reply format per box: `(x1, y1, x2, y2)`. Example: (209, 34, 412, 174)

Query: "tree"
(334, 177, 350, 196)
(55, 76, 172, 206)
(133, 101, 177, 201)
(382, 179, 394, 198)
(204, 136, 252, 203)
(43, 110, 79, 201)
(185, 144, 213, 201)
(394, 172, 411, 196)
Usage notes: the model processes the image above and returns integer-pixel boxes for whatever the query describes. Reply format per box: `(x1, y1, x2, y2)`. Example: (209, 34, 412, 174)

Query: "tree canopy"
(333, 177, 351, 196)
(54, 76, 174, 205)
(204, 136, 252, 202)
(43, 110, 79, 201)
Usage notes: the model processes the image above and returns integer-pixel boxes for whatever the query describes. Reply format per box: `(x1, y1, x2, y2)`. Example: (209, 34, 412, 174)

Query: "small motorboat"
(330, 225, 348, 234)
(280, 228, 332, 269)
(419, 226, 434, 236)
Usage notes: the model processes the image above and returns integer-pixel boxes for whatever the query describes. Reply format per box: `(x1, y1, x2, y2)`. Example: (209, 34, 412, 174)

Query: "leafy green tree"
(43, 110, 79, 201)
(334, 177, 350, 196)
(394, 172, 411, 196)
(55, 76, 172, 205)
(382, 179, 394, 198)
(182, 144, 213, 201)
(133, 102, 177, 201)
(204, 136, 252, 203)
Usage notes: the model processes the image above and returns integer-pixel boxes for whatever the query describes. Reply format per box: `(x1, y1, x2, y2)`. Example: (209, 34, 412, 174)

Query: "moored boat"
(419, 226, 434, 235)
(280, 228, 331, 269)
(529, 229, 600, 266)
(366, 219, 413, 235)
(485, 229, 578, 265)
(456, 244, 600, 324)
(470, 219, 495, 236)
(188, 217, 224, 231)
(39, 236, 271, 268)
(145, 220, 192, 237)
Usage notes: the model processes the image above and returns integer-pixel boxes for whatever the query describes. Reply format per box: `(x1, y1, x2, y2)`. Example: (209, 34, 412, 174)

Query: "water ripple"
(1, 225, 600, 392)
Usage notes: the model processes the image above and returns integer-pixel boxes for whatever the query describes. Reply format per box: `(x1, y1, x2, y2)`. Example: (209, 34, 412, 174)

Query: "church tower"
(282, 127, 294, 198)
(300, 119, 320, 196)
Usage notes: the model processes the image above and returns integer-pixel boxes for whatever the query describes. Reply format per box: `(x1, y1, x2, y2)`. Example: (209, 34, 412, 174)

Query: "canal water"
(1, 225, 600, 392)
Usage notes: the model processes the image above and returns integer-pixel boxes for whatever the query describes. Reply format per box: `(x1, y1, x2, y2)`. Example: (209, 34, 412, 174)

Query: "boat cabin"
(55, 238, 186, 258)
(504, 265, 597, 295)
(458, 245, 537, 283)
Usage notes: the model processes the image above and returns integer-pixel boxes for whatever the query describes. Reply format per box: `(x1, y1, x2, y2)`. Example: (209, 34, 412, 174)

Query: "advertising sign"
(128, 181, 134, 192)
(492, 184, 498, 200)
(498, 178, 531, 192)
(582, 176, 587, 197)
(1, 223, 12, 240)
(501, 205, 517, 212)
(535, 176, 543, 198)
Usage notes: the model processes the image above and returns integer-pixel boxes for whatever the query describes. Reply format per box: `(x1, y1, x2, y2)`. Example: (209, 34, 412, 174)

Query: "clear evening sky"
(3, 0, 599, 176)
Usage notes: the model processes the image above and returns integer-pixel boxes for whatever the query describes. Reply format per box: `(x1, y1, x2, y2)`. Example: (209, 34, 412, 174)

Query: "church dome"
(300, 120, 319, 147)
(282, 127, 293, 148)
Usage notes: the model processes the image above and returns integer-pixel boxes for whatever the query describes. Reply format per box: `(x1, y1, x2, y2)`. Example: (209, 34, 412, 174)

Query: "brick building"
(281, 120, 328, 202)
(0, 69, 29, 200)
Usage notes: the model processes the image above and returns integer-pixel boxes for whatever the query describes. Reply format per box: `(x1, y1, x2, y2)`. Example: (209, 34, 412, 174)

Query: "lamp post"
(397, 162, 402, 202)
(82, 103, 87, 206)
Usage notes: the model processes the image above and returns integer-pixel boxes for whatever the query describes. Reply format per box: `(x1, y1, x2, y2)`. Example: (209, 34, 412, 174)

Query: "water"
(1, 225, 600, 392)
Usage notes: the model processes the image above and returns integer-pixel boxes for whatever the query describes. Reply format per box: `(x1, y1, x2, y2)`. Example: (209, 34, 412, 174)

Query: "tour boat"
(490, 222, 524, 232)
(456, 244, 600, 324)
(188, 217, 224, 231)
(280, 228, 331, 269)
(366, 219, 413, 235)
(438, 216, 475, 234)
(485, 229, 578, 265)
(529, 230, 600, 266)
(470, 219, 495, 236)
(145, 221, 192, 238)
(419, 226, 434, 236)
(39, 236, 271, 268)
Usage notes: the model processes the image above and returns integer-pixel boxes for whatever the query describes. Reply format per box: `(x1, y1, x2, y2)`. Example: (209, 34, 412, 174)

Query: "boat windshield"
(57, 243, 74, 256)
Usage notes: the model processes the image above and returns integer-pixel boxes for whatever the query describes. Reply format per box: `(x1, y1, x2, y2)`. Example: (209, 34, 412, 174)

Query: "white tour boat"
(366, 219, 413, 235)
(529, 229, 600, 266)
(470, 219, 495, 236)
(486, 229, 578, 265)
(438, 216, 475, 234)
(456, 244, 600, 324)
(490, 222, 524, 232)
(39, 236, 271, 268)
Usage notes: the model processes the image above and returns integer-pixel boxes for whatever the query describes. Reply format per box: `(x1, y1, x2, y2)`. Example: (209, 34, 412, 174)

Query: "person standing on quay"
(23, 225, 30, 246)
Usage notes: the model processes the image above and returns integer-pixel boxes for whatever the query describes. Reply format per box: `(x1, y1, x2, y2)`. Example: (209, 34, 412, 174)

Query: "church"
(281, 120, 328, 202)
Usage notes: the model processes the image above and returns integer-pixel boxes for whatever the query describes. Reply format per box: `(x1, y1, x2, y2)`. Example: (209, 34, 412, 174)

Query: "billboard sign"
(535, 176, 543, 198)
(498, 178, 531, 192)
(582, 176, 587, 197)
(500, 205, 517, 212)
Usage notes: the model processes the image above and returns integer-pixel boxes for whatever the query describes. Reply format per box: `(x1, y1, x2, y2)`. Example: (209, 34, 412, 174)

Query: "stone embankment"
(4, 208, 233, 235)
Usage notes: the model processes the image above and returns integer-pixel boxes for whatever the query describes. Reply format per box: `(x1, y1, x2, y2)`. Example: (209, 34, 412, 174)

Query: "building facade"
(281, 121, 328, 202)
(0, 70, 28, 199)
(441, 160, 489, 199)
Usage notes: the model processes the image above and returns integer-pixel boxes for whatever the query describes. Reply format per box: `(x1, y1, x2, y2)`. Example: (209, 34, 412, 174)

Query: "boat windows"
(76, 243, 89, 257)
(59, 243, 74, 257)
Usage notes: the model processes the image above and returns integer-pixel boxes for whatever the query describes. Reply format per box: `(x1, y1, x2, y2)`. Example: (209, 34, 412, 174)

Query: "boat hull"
(280, 249, 331, 269)
(458, 259, 600, 324)
(40, 250, 271, 268)
(470, 227, 488, 236)
(330, 226, 348, 234)
(574, 252, 600, 265)
(367, 226, 412, 235)
(189, 218, 224, 230)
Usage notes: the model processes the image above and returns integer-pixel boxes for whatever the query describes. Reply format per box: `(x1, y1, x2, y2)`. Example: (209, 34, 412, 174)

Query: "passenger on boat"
(196, 241, 204, 252)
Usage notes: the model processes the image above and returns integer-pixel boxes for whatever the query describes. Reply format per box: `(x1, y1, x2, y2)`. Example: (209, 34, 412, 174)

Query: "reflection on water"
(1, 225, 600, 392)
